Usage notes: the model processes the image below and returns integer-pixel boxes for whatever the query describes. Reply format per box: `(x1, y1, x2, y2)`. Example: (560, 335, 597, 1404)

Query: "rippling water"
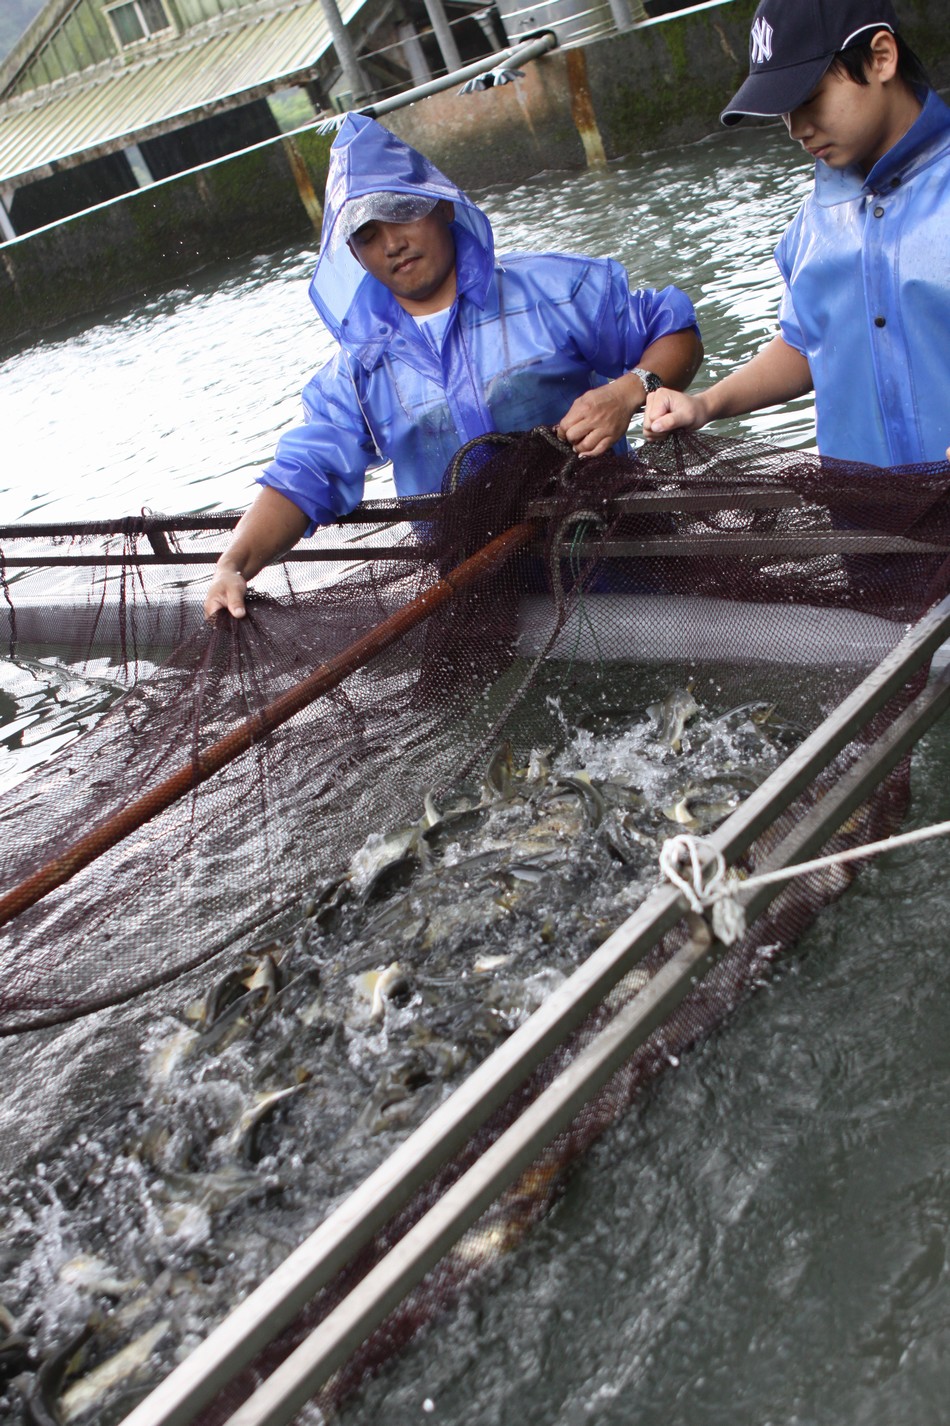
(2, 122, 948, 1425)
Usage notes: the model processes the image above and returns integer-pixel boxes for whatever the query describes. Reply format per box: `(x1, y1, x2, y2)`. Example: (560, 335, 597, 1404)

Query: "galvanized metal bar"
(4, 530, 945, 567)
(737, 665, 950, 925)
(568, 534, 950, 557)
(531, 487, 806, 516)
(0, 549, 421, 567)
(0, 512, 417, 538)
(120, 595, 950, 1426)
(0, 486, 801, 543)
(357, 33, 558, 117)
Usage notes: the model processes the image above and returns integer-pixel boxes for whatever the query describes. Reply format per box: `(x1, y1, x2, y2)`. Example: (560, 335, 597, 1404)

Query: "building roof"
(0, 0, 368, 188)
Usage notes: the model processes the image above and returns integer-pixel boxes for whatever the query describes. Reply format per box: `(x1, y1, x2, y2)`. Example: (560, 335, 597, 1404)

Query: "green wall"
(15, 1, 113, 90)
(0, 129, 332, 345)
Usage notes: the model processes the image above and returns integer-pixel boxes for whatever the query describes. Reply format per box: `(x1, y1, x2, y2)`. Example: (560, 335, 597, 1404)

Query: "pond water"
(1, 121, 948, 1426)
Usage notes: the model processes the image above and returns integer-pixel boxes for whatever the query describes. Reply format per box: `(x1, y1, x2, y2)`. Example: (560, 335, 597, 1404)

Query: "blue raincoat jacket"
(776, 88, 950, 467)
(261, 116, 699, 528)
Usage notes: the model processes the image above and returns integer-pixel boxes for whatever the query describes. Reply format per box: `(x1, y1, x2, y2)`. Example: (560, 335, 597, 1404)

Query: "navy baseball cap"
(721, 0, 900, 125)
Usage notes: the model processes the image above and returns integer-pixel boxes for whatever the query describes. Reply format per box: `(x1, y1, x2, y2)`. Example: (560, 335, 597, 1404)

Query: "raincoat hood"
(309, 115, 495, 347)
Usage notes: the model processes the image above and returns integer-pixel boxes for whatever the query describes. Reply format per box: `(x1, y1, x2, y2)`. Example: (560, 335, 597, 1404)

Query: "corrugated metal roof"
(0, 0, 368, 187)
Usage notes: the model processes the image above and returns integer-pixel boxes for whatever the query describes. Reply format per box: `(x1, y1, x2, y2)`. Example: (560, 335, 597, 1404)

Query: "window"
(105, 0, 173, 48)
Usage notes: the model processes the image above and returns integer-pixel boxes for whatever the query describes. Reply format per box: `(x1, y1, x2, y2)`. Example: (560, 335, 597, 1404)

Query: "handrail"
(1, 531, 947, 568)
(350, 32, 559, 123)
(0, 482, 911, 544)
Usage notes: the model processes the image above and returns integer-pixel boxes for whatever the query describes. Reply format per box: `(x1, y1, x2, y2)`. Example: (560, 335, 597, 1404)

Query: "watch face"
(637, 368, 661, 392)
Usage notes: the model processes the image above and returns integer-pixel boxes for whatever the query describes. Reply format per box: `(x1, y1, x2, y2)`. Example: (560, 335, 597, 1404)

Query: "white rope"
(657, 834, 727, 914)
(659, 818, 950, 945)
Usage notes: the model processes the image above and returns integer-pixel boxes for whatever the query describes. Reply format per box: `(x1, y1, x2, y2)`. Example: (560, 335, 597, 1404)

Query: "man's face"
(349, 200, 457, 314)
(783, 32, 916, 175)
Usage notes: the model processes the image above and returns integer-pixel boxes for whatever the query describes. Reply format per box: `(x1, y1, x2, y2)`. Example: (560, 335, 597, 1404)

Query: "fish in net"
(0, 428, 948, 1423)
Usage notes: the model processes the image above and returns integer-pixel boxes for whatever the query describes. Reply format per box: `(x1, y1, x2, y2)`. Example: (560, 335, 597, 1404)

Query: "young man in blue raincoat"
(205, 115, 702, 619)
(644, 0, 950, 469)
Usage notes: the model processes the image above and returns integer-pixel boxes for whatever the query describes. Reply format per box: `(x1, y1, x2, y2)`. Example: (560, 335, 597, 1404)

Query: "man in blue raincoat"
(644, 0, 950, 469)
(206, 115, 702, 619)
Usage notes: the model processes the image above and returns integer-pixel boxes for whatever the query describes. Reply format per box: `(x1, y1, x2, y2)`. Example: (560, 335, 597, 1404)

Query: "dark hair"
(830, 31, 931, 91)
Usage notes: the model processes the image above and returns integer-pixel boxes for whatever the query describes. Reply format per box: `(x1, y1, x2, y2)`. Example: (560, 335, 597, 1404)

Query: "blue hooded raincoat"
(261, 116, 699, 528)
(776, 89, 950, 468)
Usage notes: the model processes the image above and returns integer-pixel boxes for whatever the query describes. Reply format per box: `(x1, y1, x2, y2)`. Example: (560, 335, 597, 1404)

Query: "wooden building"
(0, 0, 500, 237)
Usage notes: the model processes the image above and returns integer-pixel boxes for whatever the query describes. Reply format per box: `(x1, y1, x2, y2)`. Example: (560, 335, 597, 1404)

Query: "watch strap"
(631, 366, 663, 395)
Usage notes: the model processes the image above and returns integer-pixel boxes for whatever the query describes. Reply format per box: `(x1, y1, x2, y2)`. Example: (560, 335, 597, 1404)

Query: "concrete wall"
(3, 0, 948, 348)
(386, 0, 949, 187)
(0, 128, 333, 346)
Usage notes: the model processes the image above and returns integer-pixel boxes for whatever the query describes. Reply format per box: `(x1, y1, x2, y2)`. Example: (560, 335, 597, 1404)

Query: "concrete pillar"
(609, 0, 647, 28)
(422, 0, 462, 74)
(397, 21, 432, 86)
(473, 6, 506, 50)
(0, 192, 16, 242)
(318, 0, 370, 101)
(124, 144, 155, 188)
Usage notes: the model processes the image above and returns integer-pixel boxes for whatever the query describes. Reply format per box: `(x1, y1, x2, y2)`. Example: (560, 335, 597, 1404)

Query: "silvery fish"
(363, 961, 412, 1021)
(59, 1320, 171, 1423)
(662, 786, 741, 832)
(481, 740, 515, 802)
(646, 686, 700, 752)
(553, 771, 606, 829)
(223, 1084, 306, 1158)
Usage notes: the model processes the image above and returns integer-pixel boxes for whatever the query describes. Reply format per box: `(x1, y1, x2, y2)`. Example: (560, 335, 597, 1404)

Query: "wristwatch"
(631, 366, 663, 395)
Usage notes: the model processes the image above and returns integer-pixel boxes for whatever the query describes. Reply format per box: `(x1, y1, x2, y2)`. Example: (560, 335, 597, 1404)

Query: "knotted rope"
(659, 819, 950, 945)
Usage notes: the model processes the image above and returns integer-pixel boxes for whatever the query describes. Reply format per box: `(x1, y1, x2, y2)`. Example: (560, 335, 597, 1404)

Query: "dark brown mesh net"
(0, 429, 947, 1425)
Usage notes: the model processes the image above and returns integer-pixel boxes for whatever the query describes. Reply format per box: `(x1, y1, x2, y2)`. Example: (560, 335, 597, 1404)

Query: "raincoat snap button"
(873, 206, 885, 218)
(874, 316, 887, 328)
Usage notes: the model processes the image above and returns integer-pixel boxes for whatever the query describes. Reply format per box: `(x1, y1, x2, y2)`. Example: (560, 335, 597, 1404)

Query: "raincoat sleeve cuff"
(624, 282, 700, 355)
(255, 468, 335, 538)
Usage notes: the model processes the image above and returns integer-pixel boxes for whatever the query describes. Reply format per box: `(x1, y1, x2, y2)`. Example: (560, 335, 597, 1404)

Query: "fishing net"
(0, 428, 948, 1424)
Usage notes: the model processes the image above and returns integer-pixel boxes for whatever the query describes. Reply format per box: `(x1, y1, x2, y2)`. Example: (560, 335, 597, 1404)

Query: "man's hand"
(556, 375, 642, 458)
(204, 566, 249, 620)
(555, 327, 704, 456)
(202, 486, 311, 622)
(643, 336, 812, 444)
(643, 389, 711, 441)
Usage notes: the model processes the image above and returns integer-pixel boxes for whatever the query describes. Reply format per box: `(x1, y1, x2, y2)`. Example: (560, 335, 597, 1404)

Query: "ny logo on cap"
(751, 16, 774, 65)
